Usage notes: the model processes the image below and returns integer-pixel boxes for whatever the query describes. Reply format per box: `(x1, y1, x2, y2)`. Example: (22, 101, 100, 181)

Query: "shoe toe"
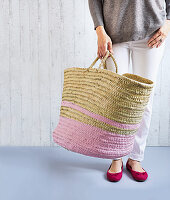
(107, 171, 122, 182)
(132, 170, 148, 181)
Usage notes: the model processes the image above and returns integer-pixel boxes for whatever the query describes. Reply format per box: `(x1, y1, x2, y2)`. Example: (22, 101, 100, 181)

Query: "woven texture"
(53, 50, 154, 159)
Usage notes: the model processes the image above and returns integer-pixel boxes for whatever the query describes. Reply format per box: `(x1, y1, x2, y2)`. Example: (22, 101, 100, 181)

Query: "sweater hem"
(109, 31, 156, 44)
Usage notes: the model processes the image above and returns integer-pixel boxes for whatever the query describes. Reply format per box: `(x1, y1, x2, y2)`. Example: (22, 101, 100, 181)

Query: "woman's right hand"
(96, 26, 113, 59)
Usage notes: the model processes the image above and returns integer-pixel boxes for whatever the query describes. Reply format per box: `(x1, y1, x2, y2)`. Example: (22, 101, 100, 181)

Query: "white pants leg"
(105, 35, 166, 161)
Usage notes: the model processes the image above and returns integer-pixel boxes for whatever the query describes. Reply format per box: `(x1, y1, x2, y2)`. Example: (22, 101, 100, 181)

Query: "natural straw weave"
(52, 50, 154, 159)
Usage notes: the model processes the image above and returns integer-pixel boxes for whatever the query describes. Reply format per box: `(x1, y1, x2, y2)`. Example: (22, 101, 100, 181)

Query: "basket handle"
(88, 50, 118, 73)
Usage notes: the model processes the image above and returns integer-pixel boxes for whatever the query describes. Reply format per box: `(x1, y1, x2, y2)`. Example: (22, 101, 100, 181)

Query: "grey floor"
(0, 146, 169, 200)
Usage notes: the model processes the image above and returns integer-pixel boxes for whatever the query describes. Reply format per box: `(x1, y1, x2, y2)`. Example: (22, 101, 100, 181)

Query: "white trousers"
(105, 35, 166, 162)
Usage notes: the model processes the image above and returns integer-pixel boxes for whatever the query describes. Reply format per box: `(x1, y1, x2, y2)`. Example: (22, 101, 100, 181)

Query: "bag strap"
(88, 50, 118, 73)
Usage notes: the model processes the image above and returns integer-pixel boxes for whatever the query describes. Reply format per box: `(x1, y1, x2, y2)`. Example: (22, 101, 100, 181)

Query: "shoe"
(126, 160, 148, 182)
(107, 160, 123, 182)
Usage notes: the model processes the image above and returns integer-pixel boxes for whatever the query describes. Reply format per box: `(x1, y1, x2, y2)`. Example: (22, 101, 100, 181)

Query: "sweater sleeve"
(165, 0, 170, 19)
(88, 0, 104, 30)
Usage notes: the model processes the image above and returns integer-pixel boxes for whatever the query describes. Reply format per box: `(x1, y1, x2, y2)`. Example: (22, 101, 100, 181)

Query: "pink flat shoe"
(126, 160, 148, 182)
(107, 161, 123, 182)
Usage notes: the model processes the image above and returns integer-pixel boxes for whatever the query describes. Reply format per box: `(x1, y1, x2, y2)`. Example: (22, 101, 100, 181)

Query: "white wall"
(0, 0, 169, 146)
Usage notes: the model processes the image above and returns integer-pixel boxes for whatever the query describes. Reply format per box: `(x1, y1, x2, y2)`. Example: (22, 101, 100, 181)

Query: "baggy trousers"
(105, 34, 166, 161)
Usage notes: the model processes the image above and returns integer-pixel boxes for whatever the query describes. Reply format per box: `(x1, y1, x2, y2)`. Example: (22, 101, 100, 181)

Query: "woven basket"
(52, 50, 154, 159)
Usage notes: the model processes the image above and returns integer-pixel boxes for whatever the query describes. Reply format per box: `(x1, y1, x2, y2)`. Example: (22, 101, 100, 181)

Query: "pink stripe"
(53, 116, 135, 159)
(61, 100, 140, 130)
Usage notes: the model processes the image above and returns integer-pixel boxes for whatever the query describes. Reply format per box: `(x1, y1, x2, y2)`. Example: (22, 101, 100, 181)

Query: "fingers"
(108, 41, 114, 56)
(147, 31, 161, 45)
(153, 35, 165, 48)
(148, 35, 162, 48)
(98, 43, 107, 59)
(147, 29, 166, 48)
(97, 41, 113, 59)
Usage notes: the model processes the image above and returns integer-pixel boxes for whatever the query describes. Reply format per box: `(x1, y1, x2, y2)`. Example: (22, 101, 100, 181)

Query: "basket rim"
(64, 67, 154, 88)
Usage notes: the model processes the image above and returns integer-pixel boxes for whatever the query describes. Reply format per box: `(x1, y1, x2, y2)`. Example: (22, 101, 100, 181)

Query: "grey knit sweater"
(88, 0, 170, 43)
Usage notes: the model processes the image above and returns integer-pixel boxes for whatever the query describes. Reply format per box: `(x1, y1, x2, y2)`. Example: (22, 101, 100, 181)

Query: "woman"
(88, 0, 170, 182)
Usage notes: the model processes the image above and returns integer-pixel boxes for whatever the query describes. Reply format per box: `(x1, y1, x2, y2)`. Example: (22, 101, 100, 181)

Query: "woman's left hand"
(147, 19, 170, 48)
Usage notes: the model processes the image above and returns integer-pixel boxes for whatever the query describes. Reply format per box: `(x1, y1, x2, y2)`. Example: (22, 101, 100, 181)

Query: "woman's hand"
(147, 19, 170, 48)
(96, 26, 113, 58)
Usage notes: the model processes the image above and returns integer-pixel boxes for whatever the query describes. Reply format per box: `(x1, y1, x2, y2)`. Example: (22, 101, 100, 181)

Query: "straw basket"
(52, 50, 154, 159)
